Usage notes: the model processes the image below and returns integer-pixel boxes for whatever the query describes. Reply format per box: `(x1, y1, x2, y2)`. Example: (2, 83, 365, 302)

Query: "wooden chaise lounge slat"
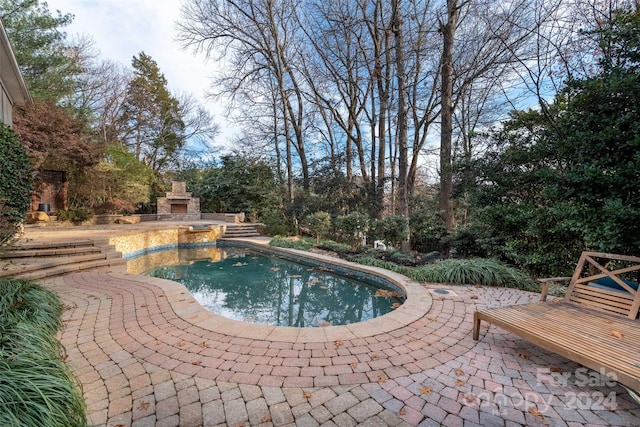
(474, 251, 640, 389)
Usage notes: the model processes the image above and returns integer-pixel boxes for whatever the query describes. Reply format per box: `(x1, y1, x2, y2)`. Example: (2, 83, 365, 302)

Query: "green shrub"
(370, 215, 408, 249)
(260, 207, 294, 236)
(306, 211, 332, 243)
(0, 124, 32, 246)
(0, 279, 87, 427)
(317, 240, 353, 254)
(270, 236, 316, 250)
(56, 207, 92, 223)
(334, 212, 369, 250)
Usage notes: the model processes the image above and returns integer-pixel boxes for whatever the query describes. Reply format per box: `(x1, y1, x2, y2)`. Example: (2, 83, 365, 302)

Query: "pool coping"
(126, 239, 433, 343)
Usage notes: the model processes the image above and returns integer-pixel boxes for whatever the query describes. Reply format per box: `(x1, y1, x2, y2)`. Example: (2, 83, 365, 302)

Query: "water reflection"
(137, 247, 403, 327)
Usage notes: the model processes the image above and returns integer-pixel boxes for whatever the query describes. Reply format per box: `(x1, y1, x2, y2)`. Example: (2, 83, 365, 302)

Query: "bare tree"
(178, 0, 311, 200)
(439, 0, 462, 233)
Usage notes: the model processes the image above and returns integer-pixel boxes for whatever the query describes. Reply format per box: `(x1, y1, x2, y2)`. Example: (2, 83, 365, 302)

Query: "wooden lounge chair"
(473, 251, 640, 389)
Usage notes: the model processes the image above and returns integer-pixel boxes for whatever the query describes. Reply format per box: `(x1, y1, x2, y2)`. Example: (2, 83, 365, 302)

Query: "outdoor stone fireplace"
(157, 181, 200, 220)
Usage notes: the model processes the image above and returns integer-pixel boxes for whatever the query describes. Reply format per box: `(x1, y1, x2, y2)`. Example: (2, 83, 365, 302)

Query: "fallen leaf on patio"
(200, 341, 209, 348)
(234, 423, 246, 427)
(517, 352, 530, 360)
(378, 375, 387, 382)
(138, 401, 150, 410)
(371, 353, 380, 359)
(262, 415, 271, 423)
(528, 407, 548, 425)
(611, 330, 624, 339)
(408, 337, 418, 342)
(455, 368, 465, 376)
(392, 303, 401, 309)
(469, 360, 475, 366)
(334, 339, 343, 347)
(463, 393, 476, 403)
(303, 391, 312, 399)
(605, 319, 613, 324)
(61, 354, 68, 361)
(140, 304, 147, 307)
(420, 386, 433, 395)
(351, 362, 358, 369)
(550, 367, 563, 373)
(177, 341, 186, 347)
(192, 360, 202, 365)
(426, 316, 437, 321)
(469, 295, 479, 300)
(399, 407, 407, 415)
(474, 284, 483, 288)
(455, 380, 466, 387)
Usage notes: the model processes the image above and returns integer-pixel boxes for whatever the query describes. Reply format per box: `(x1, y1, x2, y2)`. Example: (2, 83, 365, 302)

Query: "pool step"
(0, 239, 126, 280)
(221, 223, 261, 238)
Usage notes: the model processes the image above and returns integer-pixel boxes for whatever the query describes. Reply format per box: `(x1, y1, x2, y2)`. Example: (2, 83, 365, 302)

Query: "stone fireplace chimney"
(157, 181, 200, 220)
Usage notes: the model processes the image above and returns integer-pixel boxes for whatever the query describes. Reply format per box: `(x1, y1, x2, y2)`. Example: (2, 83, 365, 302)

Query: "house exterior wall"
(0, 19, 30, 126)
(0, 83, 12, 125)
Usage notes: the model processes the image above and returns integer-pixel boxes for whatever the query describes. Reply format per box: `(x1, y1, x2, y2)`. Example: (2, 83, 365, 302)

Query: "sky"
(46, 0, 232, 143)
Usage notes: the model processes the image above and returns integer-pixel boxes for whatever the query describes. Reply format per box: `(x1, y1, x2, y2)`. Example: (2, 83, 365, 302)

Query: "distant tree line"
(0, 0, 218, 216)
(176, 0, 640, 275)
(2, 0, 639, 277)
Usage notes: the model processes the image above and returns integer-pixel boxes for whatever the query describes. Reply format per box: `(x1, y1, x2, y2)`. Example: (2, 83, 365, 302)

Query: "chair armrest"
(537, 277, 572, 301)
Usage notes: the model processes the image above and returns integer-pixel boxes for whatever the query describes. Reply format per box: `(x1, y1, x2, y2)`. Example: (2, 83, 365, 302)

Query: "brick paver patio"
(38, 271, 638, 427)
(19, 223, 640, 426)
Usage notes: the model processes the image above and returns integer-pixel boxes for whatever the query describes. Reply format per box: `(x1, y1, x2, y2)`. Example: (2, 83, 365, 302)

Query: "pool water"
(142, 247, 403, 327)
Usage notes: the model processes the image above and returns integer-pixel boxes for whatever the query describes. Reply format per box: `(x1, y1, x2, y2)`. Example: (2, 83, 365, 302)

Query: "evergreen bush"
(0, 124, 32, 246)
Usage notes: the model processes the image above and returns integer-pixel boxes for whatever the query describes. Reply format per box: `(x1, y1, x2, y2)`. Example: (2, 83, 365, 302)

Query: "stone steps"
(221, 224, 261, 238)
(0, 239, 127, 280)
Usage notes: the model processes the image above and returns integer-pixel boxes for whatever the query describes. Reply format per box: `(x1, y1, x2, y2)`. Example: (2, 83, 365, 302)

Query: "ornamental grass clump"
(410, 258, 537, 291)
(0, 279, 87, 427)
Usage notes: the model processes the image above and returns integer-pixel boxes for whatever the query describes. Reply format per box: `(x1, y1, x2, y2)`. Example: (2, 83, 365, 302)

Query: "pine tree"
(0, 0, 79, 100)
(119, 52, 185, 172)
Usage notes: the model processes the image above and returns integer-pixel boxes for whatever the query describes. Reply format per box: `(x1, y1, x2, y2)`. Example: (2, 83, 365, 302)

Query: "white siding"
(0, 83, 11, 126)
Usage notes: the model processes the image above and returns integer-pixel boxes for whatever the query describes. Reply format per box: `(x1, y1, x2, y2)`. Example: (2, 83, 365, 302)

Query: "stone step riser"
(1, 239, 126, 280)
(1, 247, 103, 258)
(14, 258, 127, 281)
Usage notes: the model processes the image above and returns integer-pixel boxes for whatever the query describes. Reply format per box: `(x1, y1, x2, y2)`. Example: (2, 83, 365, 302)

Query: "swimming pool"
(139, 246, 404, 327)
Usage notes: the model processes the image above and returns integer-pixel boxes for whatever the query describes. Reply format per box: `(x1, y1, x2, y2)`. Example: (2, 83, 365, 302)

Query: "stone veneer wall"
(126, 246, 225, 275)
(108, 226, 223, 258)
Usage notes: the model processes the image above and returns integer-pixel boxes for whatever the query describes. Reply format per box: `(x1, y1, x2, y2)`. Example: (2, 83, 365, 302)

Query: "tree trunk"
(440, 0, 459, 234)
(392, 0, 410, 251)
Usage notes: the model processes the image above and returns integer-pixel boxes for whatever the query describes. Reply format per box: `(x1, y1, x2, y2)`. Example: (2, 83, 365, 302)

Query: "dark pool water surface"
(143, 247, 403, 327)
